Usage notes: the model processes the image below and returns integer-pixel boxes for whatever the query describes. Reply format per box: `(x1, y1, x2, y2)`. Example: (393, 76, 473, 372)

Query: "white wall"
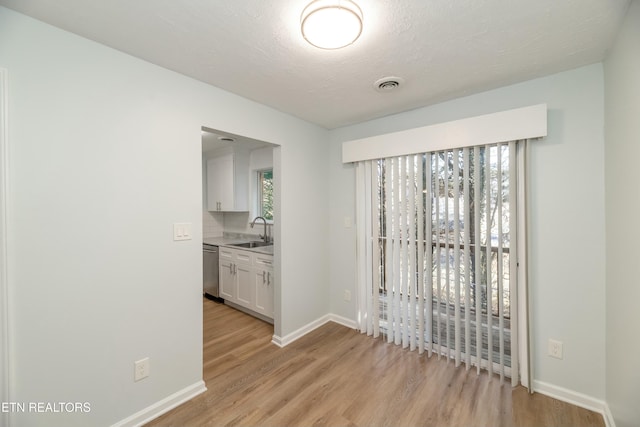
(328, 64, 607, 400)
(277, 131, 330, 338)
(604, 2, 640, 426)
(250, 146, 274, 171)
(0, 6, 329, 426)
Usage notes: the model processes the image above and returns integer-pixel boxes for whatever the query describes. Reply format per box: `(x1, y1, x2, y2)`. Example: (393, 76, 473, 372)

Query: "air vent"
(374, 76, 405, 93)
(378, 80, 399, 90)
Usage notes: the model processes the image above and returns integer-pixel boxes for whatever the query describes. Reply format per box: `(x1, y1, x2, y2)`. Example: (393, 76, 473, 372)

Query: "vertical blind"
(356, 141, 524, 385)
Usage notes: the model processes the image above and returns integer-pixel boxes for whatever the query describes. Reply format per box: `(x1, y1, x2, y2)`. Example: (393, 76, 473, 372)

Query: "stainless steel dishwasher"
(203, 243, 221, 301)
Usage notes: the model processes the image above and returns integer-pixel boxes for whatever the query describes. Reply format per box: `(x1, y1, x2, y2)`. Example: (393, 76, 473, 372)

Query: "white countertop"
(203, 236, 273, 255)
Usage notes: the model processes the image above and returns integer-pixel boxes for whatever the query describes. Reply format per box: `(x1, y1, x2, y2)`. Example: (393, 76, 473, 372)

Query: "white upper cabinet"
(207, 154, 234, 211)
(206, 149, 249, 212)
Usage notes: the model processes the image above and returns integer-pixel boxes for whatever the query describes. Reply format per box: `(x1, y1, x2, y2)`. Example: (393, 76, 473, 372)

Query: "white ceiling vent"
(374, 76, 404, 93)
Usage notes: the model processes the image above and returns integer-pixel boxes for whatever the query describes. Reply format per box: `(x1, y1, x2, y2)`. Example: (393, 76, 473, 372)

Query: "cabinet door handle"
(263, 271, 266, 284)
(234, 263, 237, 275)
(267, 272, 271, 286)
(229, 263, 233, 274)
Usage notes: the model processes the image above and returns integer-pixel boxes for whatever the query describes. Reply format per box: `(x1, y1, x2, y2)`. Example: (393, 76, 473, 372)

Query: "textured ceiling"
(0, 0, 631, 129)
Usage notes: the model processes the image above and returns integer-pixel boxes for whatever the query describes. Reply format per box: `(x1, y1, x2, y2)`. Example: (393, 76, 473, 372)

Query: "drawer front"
(219, 248, 234, 261)
(254, 255, 273, 268)
(235, 250, 252, 264)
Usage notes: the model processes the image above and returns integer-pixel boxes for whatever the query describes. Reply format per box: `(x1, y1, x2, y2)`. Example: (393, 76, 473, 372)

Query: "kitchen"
(201, 128, 276, 325)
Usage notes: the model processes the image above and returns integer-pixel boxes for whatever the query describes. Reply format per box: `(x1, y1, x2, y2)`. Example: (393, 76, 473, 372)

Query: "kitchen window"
(257, 169, 273, 221)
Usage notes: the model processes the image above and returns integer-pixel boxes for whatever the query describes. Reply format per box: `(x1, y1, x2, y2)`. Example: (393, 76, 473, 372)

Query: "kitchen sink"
(229, 241, 272, 248)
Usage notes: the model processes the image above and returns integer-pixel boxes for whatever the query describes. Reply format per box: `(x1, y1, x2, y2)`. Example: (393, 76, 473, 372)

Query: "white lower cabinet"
(219, 247, 273, 321)
(253, 254, 274, 318)
(235, 251, 253, 308)
(219, 248, 236, 301)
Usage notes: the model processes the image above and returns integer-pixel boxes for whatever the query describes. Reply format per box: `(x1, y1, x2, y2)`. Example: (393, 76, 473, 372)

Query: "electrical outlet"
(134, 357, 150, 382)
(548, 339, 563, 359)
(343, 290, 351, 302)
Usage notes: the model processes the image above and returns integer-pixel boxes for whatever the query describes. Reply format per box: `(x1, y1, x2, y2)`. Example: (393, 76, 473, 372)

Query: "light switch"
(173, 223, 192, 241)
(344, 216, 352, 228)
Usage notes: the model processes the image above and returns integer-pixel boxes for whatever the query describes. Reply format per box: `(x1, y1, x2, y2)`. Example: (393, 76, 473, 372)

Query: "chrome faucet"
(250, 216, 270, 244)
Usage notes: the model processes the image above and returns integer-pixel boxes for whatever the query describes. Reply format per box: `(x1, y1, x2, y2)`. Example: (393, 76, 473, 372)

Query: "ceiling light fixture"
(301, 0, 363, 49)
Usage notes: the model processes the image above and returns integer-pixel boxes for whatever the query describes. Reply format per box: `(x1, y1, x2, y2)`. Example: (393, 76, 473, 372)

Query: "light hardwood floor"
(146, 298, 605, 427)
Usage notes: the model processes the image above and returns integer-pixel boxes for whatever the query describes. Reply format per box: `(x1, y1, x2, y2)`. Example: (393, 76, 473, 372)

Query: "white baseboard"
(533, 380, 614, 427)
(111, 380, 207, 427)
(272, 314, 332, 347)
(271, 313, 358, 348)
(603, 403, 616, 427)
(328, 313, 358, 330)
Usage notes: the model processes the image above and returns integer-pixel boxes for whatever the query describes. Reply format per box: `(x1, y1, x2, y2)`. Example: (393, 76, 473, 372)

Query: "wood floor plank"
(145, 298, 605, 427)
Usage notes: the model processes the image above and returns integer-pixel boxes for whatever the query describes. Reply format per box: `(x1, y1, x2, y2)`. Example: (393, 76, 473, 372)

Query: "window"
(356, 141, 524, 384)
(257, 169, 273, 221)
(348, 106, 547, 389)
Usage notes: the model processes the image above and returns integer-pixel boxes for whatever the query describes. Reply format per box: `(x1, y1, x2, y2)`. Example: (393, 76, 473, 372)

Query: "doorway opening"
(200, 126, 280, 334)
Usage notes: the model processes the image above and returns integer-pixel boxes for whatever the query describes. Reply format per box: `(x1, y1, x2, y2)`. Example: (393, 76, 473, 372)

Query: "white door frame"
(0, 67, 10, 427)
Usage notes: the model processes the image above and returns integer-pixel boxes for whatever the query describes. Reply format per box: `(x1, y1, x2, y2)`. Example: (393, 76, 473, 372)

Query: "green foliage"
(260, 170, 273, 220)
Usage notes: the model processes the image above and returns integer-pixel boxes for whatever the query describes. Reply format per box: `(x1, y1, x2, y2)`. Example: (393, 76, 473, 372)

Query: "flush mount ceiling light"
(301, 0, 363, 49)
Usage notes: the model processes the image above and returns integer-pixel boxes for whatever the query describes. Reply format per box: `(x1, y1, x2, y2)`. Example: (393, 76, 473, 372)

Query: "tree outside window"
(258, 169, 273, 220)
